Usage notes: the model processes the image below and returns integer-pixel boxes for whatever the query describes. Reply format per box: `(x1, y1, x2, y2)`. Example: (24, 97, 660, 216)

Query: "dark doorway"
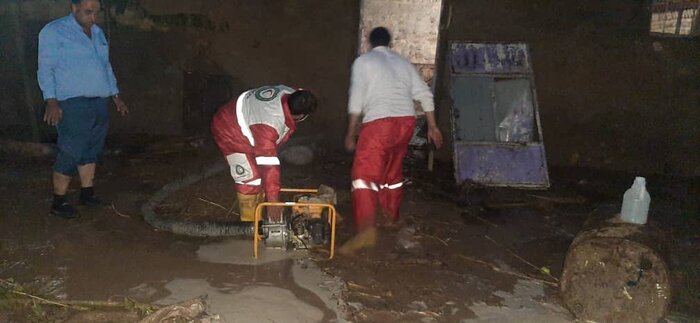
(182, 72, 245, 136)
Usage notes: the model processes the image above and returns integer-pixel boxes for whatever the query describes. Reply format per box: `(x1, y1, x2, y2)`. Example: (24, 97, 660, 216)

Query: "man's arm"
(105, 59, 119, 98)
(249, 124, 284, 222)
(347, 59, 367, 116)
(345, 59, 366, 151)
(345, 113, 361, 152)
(409, 64, 442, 148)
(107, 63, 128, 116)
(37, 27, 63, 126)
(37, 27, 58, 101)
(98, 31, 129, 116)
(249, 124, 282, 202)
(409, 64, 434, 113)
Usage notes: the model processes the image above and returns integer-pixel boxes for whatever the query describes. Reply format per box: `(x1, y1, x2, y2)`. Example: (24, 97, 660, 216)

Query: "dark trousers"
(53, 97, 109, 176)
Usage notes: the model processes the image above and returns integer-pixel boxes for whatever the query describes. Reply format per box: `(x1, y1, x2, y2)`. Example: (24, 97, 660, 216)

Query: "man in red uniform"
(341, 27, 443, 254)
(211, 85, 317, 222)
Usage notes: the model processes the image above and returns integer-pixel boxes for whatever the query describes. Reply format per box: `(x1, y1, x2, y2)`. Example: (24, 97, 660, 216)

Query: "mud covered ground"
(0, 137, 698, 322)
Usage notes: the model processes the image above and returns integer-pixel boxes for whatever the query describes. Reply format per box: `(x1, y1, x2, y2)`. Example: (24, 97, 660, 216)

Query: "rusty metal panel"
(450, 42, 530, 75)
(454, 143, 549, 188)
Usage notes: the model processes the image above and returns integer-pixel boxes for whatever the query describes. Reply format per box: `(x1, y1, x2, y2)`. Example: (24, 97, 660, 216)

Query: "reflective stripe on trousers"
(351, 180, 403, 191)
(350, 116, 416, 231)
(380, 182, 403, 190)
(351, 179, 379, 191)
(255, 156, 280, 165)
(236, 178, 262, 186)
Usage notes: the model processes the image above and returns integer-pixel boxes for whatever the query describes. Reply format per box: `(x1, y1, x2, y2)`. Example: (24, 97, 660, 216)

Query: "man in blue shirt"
(38, 0, 128, 219)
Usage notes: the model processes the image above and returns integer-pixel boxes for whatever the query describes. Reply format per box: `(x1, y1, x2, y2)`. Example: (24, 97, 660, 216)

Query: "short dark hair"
(288, 90, 317, 115)
(369, 27, 391, 47)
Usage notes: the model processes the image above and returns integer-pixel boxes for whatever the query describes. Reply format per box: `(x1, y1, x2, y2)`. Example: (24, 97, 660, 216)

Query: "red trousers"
(351, 116, 416, 231)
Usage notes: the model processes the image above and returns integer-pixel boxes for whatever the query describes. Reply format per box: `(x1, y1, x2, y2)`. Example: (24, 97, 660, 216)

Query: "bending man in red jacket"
(211, 85, 317, 222)
(340, 27, 443, 254)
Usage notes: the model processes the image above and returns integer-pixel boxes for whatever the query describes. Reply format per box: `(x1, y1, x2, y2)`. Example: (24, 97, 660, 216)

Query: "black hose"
(141, 161, 254, 237)
(140, 135, 321, 237)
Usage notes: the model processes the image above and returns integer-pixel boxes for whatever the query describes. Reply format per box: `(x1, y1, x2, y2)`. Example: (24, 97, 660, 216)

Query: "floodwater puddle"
(463, 279, 572, 322)
(151, 238, 346, 322)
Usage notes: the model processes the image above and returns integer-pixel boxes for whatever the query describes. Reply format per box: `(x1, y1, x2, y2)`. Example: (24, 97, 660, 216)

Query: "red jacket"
(211, 85, 297, 201)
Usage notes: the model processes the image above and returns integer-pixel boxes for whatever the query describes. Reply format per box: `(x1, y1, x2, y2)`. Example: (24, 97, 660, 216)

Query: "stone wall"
(358, 0, 442, 65)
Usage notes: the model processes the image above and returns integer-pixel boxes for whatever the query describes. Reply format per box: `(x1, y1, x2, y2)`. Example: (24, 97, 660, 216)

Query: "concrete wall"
(358, 0, 442, 65)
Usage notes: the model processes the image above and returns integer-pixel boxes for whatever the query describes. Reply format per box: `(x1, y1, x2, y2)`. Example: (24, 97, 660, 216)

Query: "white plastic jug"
(620, 177, 651, 225)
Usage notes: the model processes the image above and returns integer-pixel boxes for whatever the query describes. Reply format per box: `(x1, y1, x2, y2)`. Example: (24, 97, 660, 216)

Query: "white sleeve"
(348, 58, 367, 115)
(409, 63, 434, 112)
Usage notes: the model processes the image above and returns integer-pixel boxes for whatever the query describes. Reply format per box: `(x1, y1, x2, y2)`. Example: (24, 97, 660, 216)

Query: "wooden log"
(560, 212, 671, 323)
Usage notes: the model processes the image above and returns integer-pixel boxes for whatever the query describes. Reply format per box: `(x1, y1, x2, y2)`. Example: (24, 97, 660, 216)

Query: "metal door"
(449, 42, 549, 188)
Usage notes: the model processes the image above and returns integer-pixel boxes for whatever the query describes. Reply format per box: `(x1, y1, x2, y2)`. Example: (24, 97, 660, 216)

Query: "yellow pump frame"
(253, 188, 337, 259)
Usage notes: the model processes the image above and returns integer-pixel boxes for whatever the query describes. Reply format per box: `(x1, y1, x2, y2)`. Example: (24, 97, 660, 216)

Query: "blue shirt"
(37, 14, 119, 101)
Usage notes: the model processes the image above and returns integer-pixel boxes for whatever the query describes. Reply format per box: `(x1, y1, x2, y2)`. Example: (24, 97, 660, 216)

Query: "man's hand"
(424, 112, 443, 149)
(113, 95, 129, 116)
(43, 99, 62, 126)
(427, 126, 443, 149)
(266, 206, 282, 223)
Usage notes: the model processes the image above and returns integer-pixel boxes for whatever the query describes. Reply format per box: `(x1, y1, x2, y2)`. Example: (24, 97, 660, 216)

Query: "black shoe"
(80, 195, 110, 207)
(49, 202, 80, 219)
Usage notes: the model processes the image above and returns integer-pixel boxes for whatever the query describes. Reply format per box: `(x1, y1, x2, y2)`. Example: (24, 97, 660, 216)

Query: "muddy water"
(64, 234, 343, 321)
(5, 216, 343, 321)
(156, 279, 325, 322)
(151, 239, 344, 322)
(0, 158, 345, 322)
(463, 279, 572, 322)
(195, 239, 297, 265)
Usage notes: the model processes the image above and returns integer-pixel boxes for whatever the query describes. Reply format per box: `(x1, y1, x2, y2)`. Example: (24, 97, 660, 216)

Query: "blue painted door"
(449, 42, 549, 188)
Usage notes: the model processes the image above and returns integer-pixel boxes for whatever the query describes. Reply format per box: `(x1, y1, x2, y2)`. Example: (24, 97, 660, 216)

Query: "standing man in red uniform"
(341, 27, 443, 254)
(211, 85, 317, 222)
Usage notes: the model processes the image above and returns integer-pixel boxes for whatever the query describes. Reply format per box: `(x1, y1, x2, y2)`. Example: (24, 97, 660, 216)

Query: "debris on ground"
(140, 297, 220, 323)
